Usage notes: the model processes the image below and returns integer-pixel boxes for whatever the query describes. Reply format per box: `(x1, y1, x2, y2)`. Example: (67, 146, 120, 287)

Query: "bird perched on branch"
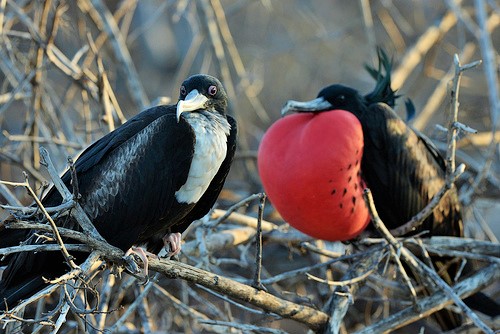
(0, 74, 237, 310)
(259, 50, 462, 241)
(258, 50, 469, 329)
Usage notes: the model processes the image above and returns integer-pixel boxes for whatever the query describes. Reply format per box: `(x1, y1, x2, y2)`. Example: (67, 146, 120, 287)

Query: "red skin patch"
(258, 110, 370, 241)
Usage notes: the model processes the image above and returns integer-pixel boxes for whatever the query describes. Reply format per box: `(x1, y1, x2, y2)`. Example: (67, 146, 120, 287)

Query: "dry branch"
(182, 227, 256, 256)
(364, 189, 495, 334)
(211, 208, 278, 231)
(323, 249, 385, 334)
(392, 11, 457, 89)
(147, 258, 329, 332)
(1, 148, 328, 331)
(355, 262, 500, 333)
(416, 236, 500, 256)
(391, 55, 481, 237)
(87, 0, 149, 109)
(1, 1, 499, 333)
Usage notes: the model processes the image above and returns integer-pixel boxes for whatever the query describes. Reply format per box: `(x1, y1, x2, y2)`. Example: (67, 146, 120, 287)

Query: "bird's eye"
(208, 85, 217, 96)
(336, 95, 346, 102)
(180, 85, 187, 96)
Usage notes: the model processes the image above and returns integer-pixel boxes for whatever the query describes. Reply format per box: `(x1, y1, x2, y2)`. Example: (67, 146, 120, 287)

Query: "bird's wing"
(361, 103, 461, 235)
(0, 106, 195, 305)
(69, 106, 195, 250)
(23, 105, 195, 248)
(74, 107, 176, 176)
(411, 125, 447, 171)
(41, 106, 178, 205)
(0, 110, 165, 263)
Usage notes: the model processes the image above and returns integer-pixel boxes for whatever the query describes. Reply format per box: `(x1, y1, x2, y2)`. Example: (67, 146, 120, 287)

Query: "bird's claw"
(252, 282, 267, 292)
(162, 232, 182, 258)
(124, 246, 158, 277)
(123, 253, 141, 275)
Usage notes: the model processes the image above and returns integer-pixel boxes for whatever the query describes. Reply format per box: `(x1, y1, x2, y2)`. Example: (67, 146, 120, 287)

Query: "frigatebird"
(0, 74, 237, 310)
(257, 50, 483, 329)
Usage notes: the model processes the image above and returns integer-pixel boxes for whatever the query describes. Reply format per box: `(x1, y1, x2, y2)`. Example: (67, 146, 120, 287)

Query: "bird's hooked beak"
(281, 97, 333, 116)
(176, 89, 209, 122)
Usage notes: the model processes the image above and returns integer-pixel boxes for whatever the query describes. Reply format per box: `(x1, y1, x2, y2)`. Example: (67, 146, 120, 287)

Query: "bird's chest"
(175, 114, 230, 204)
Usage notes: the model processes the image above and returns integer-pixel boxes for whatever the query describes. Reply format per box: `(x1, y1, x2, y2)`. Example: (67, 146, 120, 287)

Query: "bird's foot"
(122, 253, 141, 275)
(251, 281, 268, 292)
(124, 246, 158, 277)
(162, 232, 182, 258)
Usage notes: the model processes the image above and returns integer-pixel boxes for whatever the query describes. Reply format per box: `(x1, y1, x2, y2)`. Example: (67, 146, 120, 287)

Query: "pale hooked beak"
(176, 89, 209, 122)
(281, 97, 333, 116)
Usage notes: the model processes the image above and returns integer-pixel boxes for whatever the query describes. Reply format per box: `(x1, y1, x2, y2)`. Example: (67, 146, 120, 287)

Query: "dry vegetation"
(0, 1, 499, 333)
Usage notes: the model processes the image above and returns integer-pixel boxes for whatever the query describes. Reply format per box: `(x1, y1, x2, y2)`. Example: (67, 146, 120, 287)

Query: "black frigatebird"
(0, 74, 237, 310)
(258, 51, 498, 329)
(259, 51, 462, 241)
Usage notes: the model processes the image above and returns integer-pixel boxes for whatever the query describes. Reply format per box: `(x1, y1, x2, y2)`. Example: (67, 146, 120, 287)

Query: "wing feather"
(0, 105, 196, 303)
(361, 103, 462, 236)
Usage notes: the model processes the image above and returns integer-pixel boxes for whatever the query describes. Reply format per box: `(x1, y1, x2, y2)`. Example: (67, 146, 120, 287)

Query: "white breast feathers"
(175, 112, 231, 204)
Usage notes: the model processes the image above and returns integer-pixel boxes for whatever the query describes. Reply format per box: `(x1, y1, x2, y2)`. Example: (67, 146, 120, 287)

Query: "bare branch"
(355, 262, 500, 333)
(363, 189, 494, 333)
(391, 54, 481, 237)
(146, 257, 329, 332)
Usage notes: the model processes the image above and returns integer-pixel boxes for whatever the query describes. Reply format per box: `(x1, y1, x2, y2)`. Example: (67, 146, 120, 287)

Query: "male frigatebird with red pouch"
(258, 51, 497, 329)
(259, 51, 462, 241)
(0, 74, 237, 311)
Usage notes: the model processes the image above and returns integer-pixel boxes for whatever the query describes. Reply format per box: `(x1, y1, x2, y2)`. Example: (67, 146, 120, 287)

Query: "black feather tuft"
(404, 98, 416, 121)
(364, 48, 399, 107)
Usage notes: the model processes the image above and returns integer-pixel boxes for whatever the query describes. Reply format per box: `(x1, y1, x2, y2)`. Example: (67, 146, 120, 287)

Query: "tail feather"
(464, 292, 500, 317)
(0, 276, 45, 311)
(0, 239, 69, 311)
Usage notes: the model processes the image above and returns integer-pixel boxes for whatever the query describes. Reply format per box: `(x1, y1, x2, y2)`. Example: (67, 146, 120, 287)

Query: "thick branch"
(2, 220, 328, 332)
(145, 257, 329, 332)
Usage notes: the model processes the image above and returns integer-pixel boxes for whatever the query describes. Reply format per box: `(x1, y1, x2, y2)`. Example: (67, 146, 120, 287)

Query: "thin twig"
(446, 55, 481, 176)
(363, 189, 494, 333)
(198, 319, 288, 334)
(391, 54, 481, 237)
(306, 252, 382, 287)
(355, 262, 500, 333)
(22, 175, 79, 270)
(252, 193, 266, 290)
(323, 248, 385, 334)
(87, 0, 149, 109)
(392, 11, 457, 89)
(146, 257, 329, 332)
(206, 193, 263, 228)
(460, 0, 500, 205)
(107, 274, 162, 332)
(0, 243, 89, 257)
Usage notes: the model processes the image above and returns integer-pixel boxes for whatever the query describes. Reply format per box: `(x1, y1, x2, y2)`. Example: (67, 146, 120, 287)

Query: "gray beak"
(281, 97, 333, 116)
(176, 89, 209, 122)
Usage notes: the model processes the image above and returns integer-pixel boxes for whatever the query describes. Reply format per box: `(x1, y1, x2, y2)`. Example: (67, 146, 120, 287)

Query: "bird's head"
(176, 74, 228, 122)
(281, 84, 366, 118)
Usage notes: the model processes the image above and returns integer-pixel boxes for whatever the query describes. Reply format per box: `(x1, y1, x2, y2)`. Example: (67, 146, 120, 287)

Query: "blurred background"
(0, 0, 498, 333)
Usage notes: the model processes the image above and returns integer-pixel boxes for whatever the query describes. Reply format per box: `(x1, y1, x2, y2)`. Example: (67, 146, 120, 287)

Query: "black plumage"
(0, 74, 237, 310)
(281, 51, 466, 329)
(283, 51, 462, 239)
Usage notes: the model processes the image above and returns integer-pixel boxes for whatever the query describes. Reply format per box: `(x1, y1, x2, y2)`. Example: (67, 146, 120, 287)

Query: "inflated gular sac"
(258, 110, 369, 240)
